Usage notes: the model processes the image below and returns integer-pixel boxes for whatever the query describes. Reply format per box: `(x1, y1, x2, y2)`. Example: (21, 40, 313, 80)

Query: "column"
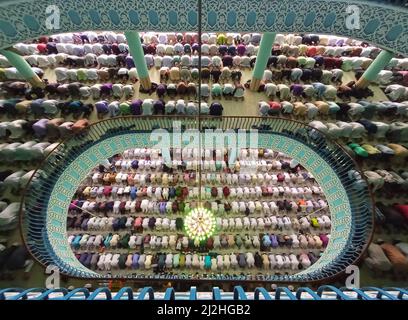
(0, 48, 45, 88)
(249, 32, 276, 91)
(124, 31, 151, 90)
(356, 49, 394, 88)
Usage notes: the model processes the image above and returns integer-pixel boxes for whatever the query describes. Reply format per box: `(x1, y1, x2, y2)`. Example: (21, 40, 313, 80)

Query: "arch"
(113, 287, 134, 300)
(361, 287, 399, 300)
(0, 0, 406, 55)
(63, 287, 90, 300)
(338, 287, 374, 300)
(164, 288, 176, 300)
(33, 288, 69, 300)
(382, 287, 408, 300)
(275, 287, 297, 300)
(0, 288, 24, 300)
(20, 116, 373, 283)
(233, 286, 248, 300)
(295, 287, 322, 300)
(137, 287, 155, 300)
(6, 288, 46, 300)
(316, 285, 351, 300)
(254, 287, 272, 300)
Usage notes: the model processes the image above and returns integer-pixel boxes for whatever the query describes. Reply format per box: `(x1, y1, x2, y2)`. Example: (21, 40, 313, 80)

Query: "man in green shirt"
(211, 83, 222, 98)
(119, 101, 131, 115)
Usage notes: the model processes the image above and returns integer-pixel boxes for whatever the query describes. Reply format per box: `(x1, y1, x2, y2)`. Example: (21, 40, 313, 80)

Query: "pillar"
(124, 31, 151, 90)
(249, 32, 276, 91)
(0, 48, 45, 88)
(356, 50, 394, 88)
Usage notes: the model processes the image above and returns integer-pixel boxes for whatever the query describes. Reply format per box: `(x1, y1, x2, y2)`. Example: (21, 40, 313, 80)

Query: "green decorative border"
(46, 132, 350, 277)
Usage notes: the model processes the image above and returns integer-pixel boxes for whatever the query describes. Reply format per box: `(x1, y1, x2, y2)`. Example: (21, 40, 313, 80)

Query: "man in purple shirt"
(100, 83, 113, 97)
(79, 253, 89, 266)
(33, 118, 49, 137)
(153, 99, 165, 115)
(125, 55, 135, 68)
(192, 42, 200, 53)
(227, 45, 237, 56)
(314, 55, 324, 67)
(156, 84, 167, 98)
(222, 55, 233, 68)
(95, 100, 109, 118)
(290, 84, 304, 99)
(218, 45, 228, 56)
(237, 43, 246, 56)
(209, 101, 223, 116)
(130, 99, 143, 115)
(46, 42, 58, 54)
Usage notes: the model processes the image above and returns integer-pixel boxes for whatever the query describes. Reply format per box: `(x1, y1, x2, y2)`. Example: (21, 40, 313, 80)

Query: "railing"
(20, 116, 374, 283)
(1, 286, 407, 300)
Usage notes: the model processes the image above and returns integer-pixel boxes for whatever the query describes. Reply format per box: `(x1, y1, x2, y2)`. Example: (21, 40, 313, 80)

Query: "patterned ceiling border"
(0, 0, 407, 55)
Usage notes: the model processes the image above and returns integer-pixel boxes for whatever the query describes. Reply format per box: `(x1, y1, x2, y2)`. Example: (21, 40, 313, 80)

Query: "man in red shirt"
(37, 43, 47, 54)
(268, 101, 281, 116)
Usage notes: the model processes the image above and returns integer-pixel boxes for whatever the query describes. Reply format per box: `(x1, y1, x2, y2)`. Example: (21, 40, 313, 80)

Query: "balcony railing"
(1, 286, 407, 300)
(20, 116, 374, 284)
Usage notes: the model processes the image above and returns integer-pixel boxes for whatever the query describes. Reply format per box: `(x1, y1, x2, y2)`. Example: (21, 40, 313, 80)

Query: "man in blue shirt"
(312, 82, 326, 99)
